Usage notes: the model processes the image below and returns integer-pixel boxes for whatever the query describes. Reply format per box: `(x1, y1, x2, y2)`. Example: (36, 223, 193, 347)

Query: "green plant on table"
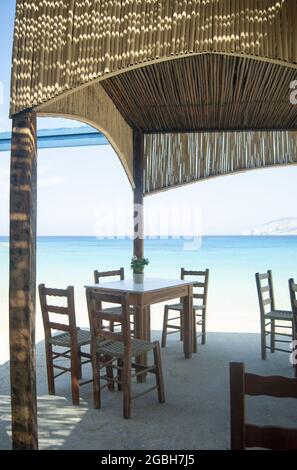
(130, 256, 149, 273)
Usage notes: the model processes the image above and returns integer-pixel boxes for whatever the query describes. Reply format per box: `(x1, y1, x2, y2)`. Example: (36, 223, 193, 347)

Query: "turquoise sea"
(0, 236, 296, 361)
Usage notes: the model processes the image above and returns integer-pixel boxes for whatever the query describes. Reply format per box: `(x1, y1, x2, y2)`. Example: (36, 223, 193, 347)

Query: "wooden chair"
(288, 278, 297, 377)
(230, 362, 297, 450)
(39, 284, 92, 405)
(255, 270, 293, 360)
(162, 268, 209, 353)
(86, 288, 165, 419)
(94, 268, 135, 332)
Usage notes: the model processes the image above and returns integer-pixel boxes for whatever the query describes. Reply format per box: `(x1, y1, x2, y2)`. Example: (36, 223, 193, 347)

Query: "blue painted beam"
(0, 127, 109, 152)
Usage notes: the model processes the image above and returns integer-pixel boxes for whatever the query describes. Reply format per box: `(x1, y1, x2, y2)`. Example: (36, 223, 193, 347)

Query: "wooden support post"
(133, 130, 144, 259)
(9, 111, 38, 450)
(133, 131, 146, 382)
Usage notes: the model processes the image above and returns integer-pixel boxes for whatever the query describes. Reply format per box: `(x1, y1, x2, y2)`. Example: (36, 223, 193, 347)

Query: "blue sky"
(0, 1, 296, 236)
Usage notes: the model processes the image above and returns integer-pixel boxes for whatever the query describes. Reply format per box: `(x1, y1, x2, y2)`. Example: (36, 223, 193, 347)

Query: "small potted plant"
(131, 256, 149, 284)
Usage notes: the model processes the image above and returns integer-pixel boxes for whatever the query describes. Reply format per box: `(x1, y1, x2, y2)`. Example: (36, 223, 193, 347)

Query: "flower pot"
(133, 272, 144, 284)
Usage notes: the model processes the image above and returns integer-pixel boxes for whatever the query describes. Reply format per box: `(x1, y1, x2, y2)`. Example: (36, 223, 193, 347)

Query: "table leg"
(134, 305, 150, 383)
(183, 286, 193, 359)
(146, 306, 151, 342)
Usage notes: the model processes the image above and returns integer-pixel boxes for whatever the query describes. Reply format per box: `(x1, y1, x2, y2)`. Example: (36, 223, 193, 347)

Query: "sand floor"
(0, 326, 296, 450)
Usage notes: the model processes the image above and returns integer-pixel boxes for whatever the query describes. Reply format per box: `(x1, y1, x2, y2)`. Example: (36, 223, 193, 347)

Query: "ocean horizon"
(0, 235, 296, 363)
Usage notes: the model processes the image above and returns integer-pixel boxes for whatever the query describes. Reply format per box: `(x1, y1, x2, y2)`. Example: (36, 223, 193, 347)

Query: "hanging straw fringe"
(144, 131, 297, 194)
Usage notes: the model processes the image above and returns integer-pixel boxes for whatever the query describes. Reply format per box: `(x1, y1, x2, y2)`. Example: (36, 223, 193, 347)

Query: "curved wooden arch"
(39, 111, 134, 186)
(38, 82, 134, 187)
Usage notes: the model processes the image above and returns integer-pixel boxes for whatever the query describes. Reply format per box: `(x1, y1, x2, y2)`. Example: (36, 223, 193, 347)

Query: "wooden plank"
(229, 362, 245, 450)
(182, 270, 207, 277)
(246, 424, 297, 450)
(43, 287, 68, 297)
(140, 285, 189, 306)
(48, 322, 70, 332)
(245, 374, 297, 398)
(46, 305, 69, 315)
(258, 273, 269, 281)
(9, 110, 38, 450)
(94, 269, 124, 280)
(261, 285, 270, 293)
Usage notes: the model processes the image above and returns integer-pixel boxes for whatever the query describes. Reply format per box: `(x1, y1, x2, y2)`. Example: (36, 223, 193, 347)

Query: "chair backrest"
(255, 270, 275, 315)
(94, 268, 124, 284)
(181, 268, 209, 307)
(39, 284, 78, 343)
(86, 288, 131, 352)
(230, 362, 297, 450)
(93, 268, 125, 312)
(289, 278, 297, 330)
(288, 278, 297, 372)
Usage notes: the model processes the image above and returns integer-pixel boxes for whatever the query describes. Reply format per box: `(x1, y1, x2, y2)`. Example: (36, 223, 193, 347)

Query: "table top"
(85, 277, 194, 294)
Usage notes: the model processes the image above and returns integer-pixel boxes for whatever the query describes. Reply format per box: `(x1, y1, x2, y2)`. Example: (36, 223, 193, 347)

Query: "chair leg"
(117, 358, 123, 391)
(146, 306, 151, 342)
(93, 353, 101, 409)
(180, 312, 184, 341)
(192, 310, 197, 354)
(161, 306, 169, 348)
(260, 315, 266, 360)
(201, 311, 206, 345)
(153, 342, 165, 404)
(106, 355, 115, 392)
(122, 359, 131, 419)
(270, 319, 275, 353)
(45, 343, 55, 395)
(293, 322, 297, 374)
(130, 311, 136, 337)
(78, 346, 82, 379)
(71, 348, 80, 406)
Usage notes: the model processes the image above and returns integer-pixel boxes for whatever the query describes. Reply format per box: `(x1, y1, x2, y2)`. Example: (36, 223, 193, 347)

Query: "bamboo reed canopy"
(10, 0, 297, 194)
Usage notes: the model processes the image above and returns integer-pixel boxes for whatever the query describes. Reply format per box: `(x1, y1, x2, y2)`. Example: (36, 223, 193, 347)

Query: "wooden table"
(85, 278, 194, 381)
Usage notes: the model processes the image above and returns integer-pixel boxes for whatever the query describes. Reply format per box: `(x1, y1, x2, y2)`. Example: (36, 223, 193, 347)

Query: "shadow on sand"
(0, 331, 296, 450)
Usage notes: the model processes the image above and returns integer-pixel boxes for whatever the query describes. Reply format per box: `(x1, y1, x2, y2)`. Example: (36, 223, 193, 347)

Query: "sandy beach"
(0, 329, 295, 450)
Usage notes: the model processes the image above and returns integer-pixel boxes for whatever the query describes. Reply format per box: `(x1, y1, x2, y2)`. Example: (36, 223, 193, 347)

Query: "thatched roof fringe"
(11, 0, 297, 116)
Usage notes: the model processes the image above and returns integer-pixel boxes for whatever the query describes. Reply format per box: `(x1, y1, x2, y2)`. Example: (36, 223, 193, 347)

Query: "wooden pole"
(9, 110, 38, 450)
(133, 130, 144, 259)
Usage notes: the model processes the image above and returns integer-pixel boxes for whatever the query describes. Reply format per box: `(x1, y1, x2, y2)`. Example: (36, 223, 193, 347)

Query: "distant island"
(248, 218, 297, 236)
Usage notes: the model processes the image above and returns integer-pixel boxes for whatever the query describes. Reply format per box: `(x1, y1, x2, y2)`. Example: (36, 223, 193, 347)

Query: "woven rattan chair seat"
(167, 302, 205, 311)
(96, 337, 154, 358)
(102, 306, 134, 315)
(49, 329, 91, 347)
(265, 310, 293, 320)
